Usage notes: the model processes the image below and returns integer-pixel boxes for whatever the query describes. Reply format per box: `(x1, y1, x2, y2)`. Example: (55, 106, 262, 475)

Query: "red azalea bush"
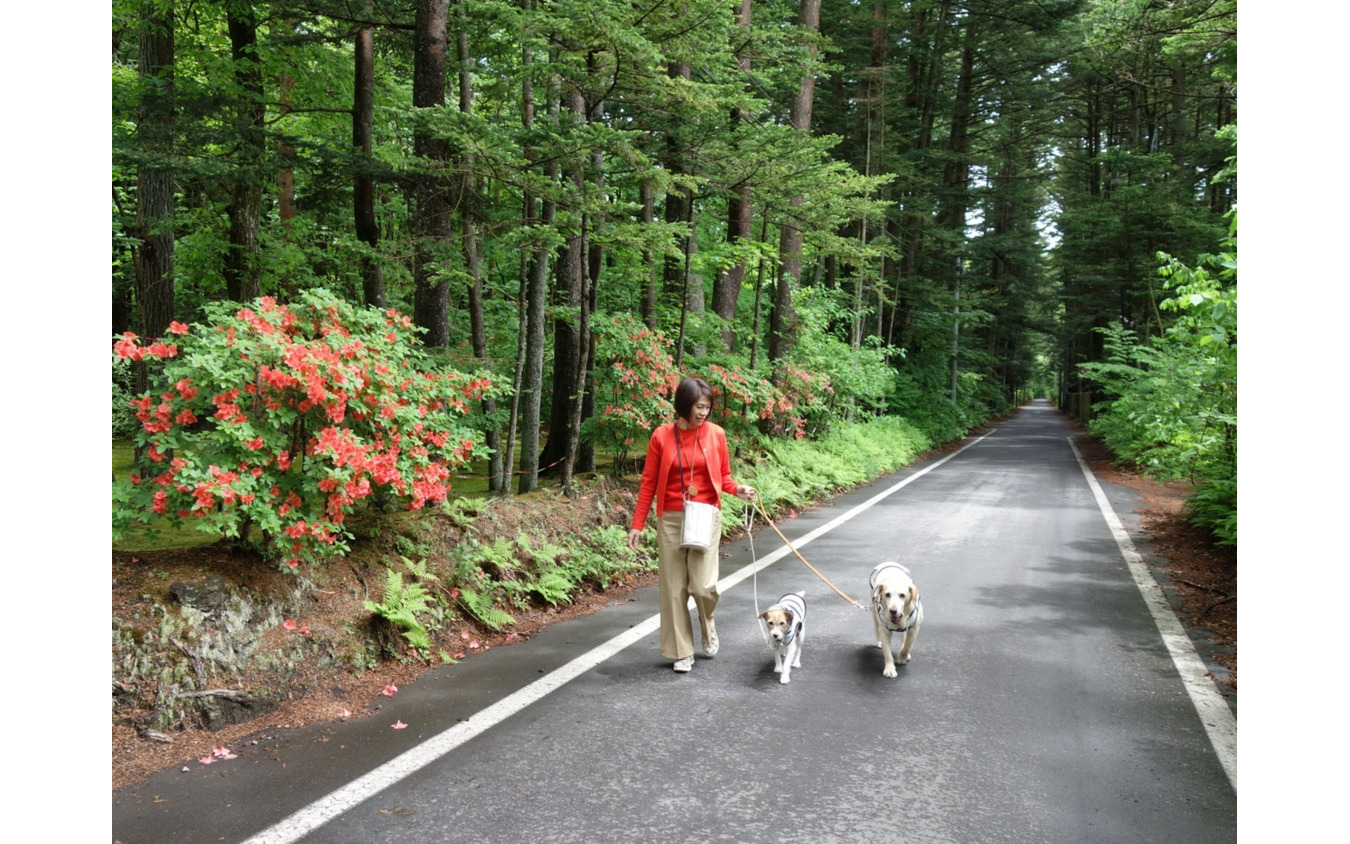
(694, 363, 783, 445)
(582, 313, 682, 470)
(112, 289, 494, 570)
(766, 363, 833, 439)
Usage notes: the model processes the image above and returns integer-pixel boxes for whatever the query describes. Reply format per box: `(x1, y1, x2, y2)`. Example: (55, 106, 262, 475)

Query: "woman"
(628, 377, 756, 673)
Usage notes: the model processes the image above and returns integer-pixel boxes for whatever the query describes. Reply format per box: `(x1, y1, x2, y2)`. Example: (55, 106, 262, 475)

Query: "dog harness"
(771, 592, 806, 644)
(870, 563, 921, 633)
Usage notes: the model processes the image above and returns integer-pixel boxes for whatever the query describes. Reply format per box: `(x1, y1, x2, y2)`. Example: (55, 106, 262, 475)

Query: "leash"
(745, 503, 775, 648)
(744, 492, 868, 612)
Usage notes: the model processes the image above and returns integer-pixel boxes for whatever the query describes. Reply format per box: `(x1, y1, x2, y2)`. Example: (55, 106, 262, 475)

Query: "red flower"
(113, 335, 143, 360)
(168, 321, 190, 335)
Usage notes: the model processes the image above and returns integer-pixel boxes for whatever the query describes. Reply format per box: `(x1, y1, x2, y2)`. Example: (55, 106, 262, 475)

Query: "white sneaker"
(673, 656, 694, 673)
(703, 619, 719, 657)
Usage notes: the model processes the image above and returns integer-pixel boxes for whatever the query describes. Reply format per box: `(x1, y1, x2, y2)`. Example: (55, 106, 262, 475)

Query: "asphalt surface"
(112, 401, 1237, 843)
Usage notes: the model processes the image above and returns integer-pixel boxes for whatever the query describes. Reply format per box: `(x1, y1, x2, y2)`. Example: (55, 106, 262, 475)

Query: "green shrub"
(1080, 215, 1236, 546)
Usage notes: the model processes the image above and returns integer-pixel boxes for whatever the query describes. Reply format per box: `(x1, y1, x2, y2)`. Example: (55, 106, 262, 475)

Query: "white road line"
(241, 437, 987, 843)
(1069, 437, 1238, 792)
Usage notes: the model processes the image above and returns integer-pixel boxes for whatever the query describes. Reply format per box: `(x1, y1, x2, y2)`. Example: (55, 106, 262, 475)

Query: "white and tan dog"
(759, 591, 806, 684)
(870, 562, 923, 678)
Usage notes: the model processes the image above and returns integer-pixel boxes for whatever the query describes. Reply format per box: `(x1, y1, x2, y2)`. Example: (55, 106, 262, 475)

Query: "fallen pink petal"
(282, 619, 298, 631)
(460, 631, 470, 640)
(337, 708, 351, 719)
(198, 756, 215, 765)
(392, 720, 408, 730)
(299, 626, 310, 635)
(382, 684, 398, 696)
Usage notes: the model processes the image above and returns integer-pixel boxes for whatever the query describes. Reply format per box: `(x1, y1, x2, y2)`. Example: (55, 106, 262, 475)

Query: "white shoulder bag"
(674, 424, 720, 551)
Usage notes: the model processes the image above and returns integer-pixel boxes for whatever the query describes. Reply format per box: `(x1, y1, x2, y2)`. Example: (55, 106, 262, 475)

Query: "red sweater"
(630, 421, 740, 531)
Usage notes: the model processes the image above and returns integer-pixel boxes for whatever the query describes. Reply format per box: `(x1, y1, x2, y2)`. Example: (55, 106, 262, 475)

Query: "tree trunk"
(938, 16, 976, 402)
(506, 2, 537, 495)
(133, 1, 175, 345)
(936, 16, 975, 239)
(456, 2, 504, 491)
(354, 24, 385, 308)
(639, 179, 658, 330)
(224, 5, 264, 303)
(411, 0, 451, 348)
(661, 36, 700, 349)
(711, 0, 753, 352)
(889, 0, 953, 352)
(517, 39, 558, 494)
(540, 86, 586, 474)
(131, 0, 176, 466)
(276, 66, 296, 230)
(856, 0, 888, 347)
(580, 74, 605, 474)
(561, 204, 593, 496)
(770, 0, 821, 364)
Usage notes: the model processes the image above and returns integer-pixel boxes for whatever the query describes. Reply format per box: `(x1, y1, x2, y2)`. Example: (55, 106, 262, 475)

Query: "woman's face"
(684, 396, 712, 427)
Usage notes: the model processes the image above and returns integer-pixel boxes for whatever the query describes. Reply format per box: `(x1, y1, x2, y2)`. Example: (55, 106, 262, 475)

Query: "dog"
(870, 562, 923, 678)
(759, 592, 806, 684)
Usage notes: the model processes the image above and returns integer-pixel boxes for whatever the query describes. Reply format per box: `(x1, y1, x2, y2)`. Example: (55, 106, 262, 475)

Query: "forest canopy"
(111, 0, 1236, 537)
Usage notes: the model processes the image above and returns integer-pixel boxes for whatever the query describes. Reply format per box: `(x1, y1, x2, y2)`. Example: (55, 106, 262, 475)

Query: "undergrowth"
(736, 416, 931, 519)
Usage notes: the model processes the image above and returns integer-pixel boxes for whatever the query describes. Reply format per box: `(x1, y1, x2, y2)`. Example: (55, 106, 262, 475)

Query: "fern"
(441, 497, 486, 529)
(457, 585, 516, 631)
(401, 555, 441, 585)
(364, 570, 436, 655)
(1187, 476, 1237, 546)
(529, 571, 574, 607)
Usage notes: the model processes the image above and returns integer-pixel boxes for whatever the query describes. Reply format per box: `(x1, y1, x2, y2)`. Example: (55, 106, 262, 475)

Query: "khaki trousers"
(656, 509, 721, 660)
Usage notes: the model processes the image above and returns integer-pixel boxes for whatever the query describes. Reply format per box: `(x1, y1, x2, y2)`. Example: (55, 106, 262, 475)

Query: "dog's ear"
(759, 610, 769, 622)
(908, 585, 918, 605)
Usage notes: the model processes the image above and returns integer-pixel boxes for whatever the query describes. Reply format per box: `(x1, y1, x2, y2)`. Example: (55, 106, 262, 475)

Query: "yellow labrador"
(870, 562, 923, 678)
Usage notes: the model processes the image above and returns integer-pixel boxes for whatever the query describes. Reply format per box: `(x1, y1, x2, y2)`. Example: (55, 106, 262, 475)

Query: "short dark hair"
(673, 377, 714, 421)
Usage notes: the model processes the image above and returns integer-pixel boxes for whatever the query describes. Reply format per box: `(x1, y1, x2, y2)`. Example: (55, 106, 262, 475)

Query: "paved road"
(113, 402, 1236, 843)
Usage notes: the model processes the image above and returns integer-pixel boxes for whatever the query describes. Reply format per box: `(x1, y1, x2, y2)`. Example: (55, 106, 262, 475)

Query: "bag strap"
(672, 421, 707, 501)
(672, 422, 689, 500)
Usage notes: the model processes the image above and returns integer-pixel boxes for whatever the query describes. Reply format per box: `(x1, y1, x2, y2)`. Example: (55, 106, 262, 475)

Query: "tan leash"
(746, 493, 868, 612)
